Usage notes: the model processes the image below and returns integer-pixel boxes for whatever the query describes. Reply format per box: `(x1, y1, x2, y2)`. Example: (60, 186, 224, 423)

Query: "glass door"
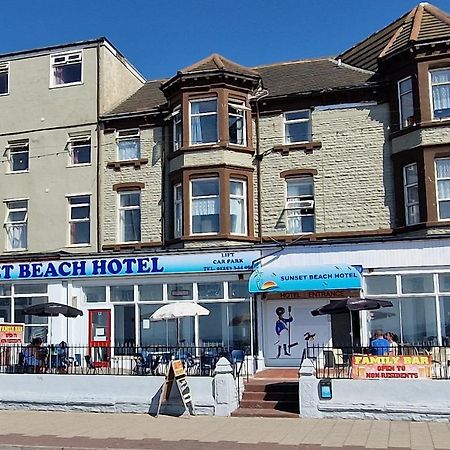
(88, 309, 111, 367)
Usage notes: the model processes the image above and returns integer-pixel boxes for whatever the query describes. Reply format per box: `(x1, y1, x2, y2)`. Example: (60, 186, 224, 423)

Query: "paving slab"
(389, 421, 412, 448)
(410, 422, 435, 450)
(343, 419, 372, 448)
(365, 420, 390, 449)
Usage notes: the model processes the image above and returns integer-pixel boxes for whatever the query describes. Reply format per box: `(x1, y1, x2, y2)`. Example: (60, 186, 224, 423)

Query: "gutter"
(96, 42, 102, 254)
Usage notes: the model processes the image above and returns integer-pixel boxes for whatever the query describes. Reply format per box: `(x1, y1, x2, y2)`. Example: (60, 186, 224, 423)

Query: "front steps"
(231, 378, 299, 417)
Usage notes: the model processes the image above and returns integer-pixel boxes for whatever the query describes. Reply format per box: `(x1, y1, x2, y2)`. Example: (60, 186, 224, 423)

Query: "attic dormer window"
(190, 98, 218, 145)
(51, 51, 82, 87)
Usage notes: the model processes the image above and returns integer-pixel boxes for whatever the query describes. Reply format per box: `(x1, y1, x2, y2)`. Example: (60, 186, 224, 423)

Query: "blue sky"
(1, 1, 449, 80)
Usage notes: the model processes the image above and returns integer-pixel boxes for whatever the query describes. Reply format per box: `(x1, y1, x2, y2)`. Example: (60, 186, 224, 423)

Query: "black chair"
(231, 349, 245, 377)
(84, 355, 101, 374)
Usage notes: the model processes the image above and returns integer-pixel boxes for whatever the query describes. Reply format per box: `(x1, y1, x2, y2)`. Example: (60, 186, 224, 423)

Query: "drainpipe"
(96, 42, 101, 254)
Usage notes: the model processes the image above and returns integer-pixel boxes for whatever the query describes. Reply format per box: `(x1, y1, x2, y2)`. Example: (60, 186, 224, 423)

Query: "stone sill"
(272, 141, 322, 155)
(106, 158, 149, 170)
(102, 242, 162, 251)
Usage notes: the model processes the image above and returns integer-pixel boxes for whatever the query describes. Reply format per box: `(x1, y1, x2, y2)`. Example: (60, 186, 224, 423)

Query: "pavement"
(0, 411, 450, 450)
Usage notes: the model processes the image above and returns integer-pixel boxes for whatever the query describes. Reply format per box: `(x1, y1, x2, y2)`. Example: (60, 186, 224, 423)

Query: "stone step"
(244, 381, 298, 393)
(242, 391, 298, 402)
(239, 399, 299, 412)
(231, 408, 299, 418)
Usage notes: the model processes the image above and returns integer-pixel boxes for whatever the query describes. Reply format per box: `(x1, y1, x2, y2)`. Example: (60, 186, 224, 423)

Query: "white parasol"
(150, 302, 210, 345)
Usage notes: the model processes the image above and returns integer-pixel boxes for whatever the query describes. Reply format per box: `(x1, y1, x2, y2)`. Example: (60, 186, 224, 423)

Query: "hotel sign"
(264, 289, 361, 300)
(352, 355, 432, 380)
(0, 251, 259, 281)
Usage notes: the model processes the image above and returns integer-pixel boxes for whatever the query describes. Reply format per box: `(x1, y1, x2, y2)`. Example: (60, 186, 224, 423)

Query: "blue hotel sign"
(0, 251, 259, 281)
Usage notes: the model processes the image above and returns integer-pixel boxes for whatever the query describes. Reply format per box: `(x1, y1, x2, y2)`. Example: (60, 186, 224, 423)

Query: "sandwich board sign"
(156, 359, 195, 416)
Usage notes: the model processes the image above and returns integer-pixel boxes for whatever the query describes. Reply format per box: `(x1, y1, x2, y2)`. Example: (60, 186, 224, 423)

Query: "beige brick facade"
(101, 127, 163, 245)
(258, 103, 394, 235)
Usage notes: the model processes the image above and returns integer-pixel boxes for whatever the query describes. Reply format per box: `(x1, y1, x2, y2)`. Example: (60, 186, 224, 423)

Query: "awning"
(248, 261, 362, 294)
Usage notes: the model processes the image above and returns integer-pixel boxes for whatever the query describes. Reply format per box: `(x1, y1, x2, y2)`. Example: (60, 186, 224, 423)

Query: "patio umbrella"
(150, 302, 210, 345)
(24, 302, 83, 343)
(310, 297, 393, 347)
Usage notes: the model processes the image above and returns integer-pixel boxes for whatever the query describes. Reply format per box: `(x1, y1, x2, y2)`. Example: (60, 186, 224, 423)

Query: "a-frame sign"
(156, 359, 195, 416)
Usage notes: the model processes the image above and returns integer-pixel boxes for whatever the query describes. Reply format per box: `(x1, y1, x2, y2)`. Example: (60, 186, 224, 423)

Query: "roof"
(255, 58, 375, 98)
(106, 57, 375, 117)
(107, 79, 167, 116)
(179, 53, 259, 77)
(339, 3, 450, 71)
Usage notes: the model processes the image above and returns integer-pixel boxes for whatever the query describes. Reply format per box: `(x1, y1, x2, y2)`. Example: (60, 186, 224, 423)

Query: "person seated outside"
(385, 332, 399, 356)
(370, 330, 390, 356)
(56, 341, 69, 373)
(23, 337, 46, 373)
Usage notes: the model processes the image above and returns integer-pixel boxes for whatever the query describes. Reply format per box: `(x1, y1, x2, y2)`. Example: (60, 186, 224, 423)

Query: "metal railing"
(0, 344, 247, 377)
(301, 344, 450, 380)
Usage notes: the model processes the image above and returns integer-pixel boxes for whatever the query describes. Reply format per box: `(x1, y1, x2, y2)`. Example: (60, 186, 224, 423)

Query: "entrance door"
(263, 300, 331, 367)
(88, 309, 111, 367)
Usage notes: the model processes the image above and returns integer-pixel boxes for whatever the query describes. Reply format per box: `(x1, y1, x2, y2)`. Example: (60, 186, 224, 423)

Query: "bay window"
(228, 101, 246, 145)
(190, 99, 218, 145)
(286, 177, 315, 234)
(118, 191, 141, 242)
(191, 178, 220, 234)
(173, 106, 182, 151)
(174, 183, 182, 238)
(398, 77, 414, 128)
(435, 158, 450, 220)
(403, 163, 420, 225)
(430, 68, 450, 119)
(230, 179, 247, 235)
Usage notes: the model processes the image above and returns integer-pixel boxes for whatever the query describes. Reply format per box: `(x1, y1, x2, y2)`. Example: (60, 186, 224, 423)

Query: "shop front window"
(401, 274, 434, 294)
(138, 284, 163, 302)
(369, 298, 401, 343)
(15, 296, 48, 343)
(0, 298, 11, 322)
(365, 275, 397, 295)
(83, 286, 106, 303)
(401, 297, 437, 344)
(439, 296, 450, 345)
(140, 304, 175, 346)
(168, 283, 193, 301)
(114, 304, 136, 348)
(198, 282, 224, 300)
(110, 285, 134, 302)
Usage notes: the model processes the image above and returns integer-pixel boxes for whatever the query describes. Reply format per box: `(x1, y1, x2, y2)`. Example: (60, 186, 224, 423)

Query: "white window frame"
(67, 194, 91, 246)
(116, 129, 141, 161)
(50, 50, 83, 88)
(172, 106, 182, 151)
(4, 199, 28, 251)
(189, 98, 218, 146)
(228, 100, 247, 146)
(430, 68, 450, 120)
(229, 178, 247, 235)
(0, 62, 9, 96)
(435, 158, 450, 221)
(173, 183, 183, 238)
(6, 141, 29, 173)
(398, 76, 414, 129)
(190, 177, 220, 235)
(67, 134, 91, 166)
(403, 163, 420, 226)
(285, 177, 315, 234)
(283, 110, 312, 144)
(117, 190, 141, 243)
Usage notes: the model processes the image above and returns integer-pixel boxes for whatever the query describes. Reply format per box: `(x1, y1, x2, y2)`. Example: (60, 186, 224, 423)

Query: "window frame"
(67, 134, 91, 166)
(6, 141, 29, 173)
(283, 110, 312, 144)
(173, 183, 183, 238)
(229, 178, 247, 235)
(117, 190, 141, 243)
(189, 97, 219, 146)
(429, 68, 450, 120)
(435, 157, 450, 222)
(0, 62, 9, 96)
(228, 100, 247, 146)
(172, 106, 182, 151)
(4, 199, 28, 251)
(190, 177, 220, 236)
(116, 129, 141, 161)
(403, 163, 420, 226)
(398, 76, 414, 129)
(285, 176, 315, 234)
(67, 194, 91, 246)
(50, 50, 83, 88)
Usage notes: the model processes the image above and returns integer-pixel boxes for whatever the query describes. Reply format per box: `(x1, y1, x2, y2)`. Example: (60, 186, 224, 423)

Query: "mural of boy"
(275, 306, 294, 358)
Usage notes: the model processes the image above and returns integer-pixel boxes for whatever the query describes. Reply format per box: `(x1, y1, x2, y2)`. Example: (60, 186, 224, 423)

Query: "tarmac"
(0, 411, 450, 450)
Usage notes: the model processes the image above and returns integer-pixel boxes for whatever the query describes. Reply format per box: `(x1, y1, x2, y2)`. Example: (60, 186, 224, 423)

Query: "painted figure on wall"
(275, 306, 297, 358)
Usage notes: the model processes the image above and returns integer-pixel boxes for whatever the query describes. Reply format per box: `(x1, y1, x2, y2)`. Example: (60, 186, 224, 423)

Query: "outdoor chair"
(230, 349, 245, 377)
(430, 347, 450, 378)
(84, 355, 102, 374)
(323, 349, 347, 377)
(200, 353, 217, 376)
